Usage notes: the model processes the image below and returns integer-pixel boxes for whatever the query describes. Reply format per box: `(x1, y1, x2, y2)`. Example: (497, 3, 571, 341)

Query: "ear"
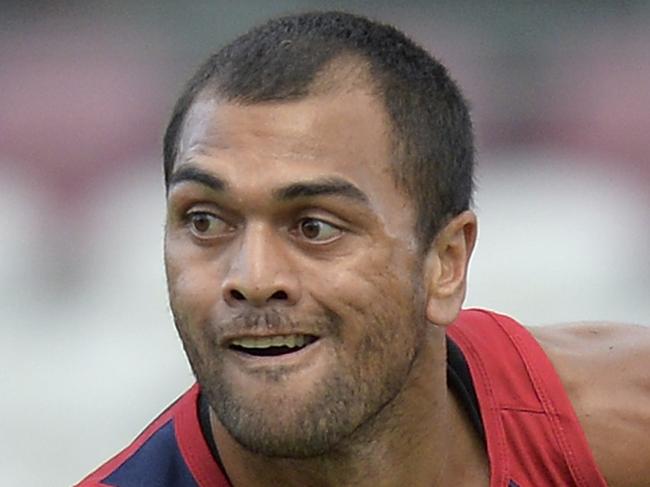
(424, 210, 477, 327)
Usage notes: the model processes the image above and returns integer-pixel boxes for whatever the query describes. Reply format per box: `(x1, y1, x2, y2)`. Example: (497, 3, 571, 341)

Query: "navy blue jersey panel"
(103, 420, 199, 487)
(508, 481, 520, 487)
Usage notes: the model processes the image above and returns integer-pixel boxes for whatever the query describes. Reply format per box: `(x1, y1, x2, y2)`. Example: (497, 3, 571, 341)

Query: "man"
(77, 11, 649, 487)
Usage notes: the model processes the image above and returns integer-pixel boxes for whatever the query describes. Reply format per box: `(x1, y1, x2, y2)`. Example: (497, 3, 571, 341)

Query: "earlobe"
(424, 211, 477, 326)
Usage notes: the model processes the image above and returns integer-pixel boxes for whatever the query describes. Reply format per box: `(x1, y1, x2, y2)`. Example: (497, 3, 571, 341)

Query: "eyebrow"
(273, 177, 370, 205)
(168, 165, 369, 206)
(167, 165, 227, 193)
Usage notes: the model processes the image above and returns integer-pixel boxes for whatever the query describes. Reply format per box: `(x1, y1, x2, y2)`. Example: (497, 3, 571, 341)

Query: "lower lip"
(225, 338, 324, 370)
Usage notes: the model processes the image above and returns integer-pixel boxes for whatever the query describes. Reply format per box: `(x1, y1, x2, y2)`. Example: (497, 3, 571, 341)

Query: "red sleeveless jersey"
(448, 309, 608, 486)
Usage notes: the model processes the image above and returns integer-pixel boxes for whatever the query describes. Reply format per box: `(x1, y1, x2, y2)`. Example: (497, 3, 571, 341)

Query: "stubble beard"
(172, 298, 424, 459)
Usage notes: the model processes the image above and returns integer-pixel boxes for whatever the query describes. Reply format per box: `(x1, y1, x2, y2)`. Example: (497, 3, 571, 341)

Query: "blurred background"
(0, 1, 648, 485)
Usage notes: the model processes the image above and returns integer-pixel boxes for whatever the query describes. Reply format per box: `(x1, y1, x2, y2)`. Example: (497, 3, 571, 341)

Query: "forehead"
(177, 88, 394, 180)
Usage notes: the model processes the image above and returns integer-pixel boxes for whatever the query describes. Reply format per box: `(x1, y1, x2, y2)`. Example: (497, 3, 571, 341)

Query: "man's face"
(164, 87, 428, 457)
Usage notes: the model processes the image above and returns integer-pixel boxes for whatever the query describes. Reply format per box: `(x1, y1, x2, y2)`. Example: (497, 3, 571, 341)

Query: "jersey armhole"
(491, 312, 608, 487)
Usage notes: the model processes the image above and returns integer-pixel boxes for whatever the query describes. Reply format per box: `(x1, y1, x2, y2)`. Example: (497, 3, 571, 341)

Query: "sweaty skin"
(164, 86, 650, 486)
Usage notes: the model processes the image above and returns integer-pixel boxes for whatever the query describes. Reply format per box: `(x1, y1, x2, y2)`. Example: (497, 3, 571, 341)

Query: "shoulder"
(529, 322, 650, 487)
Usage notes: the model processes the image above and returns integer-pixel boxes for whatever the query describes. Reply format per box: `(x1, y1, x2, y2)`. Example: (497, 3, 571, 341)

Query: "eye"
(186, 211, 231, 238)
(297, 218, 342, 242)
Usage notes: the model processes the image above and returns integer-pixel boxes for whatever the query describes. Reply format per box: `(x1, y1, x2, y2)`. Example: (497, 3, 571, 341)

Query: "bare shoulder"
(529, 322, 650, 487)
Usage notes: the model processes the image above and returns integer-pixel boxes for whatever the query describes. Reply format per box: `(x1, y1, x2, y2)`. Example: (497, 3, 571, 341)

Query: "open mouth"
(228, 334, 319, 357)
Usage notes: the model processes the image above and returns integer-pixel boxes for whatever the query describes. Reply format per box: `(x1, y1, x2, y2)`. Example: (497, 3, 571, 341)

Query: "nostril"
(270, 290, 288, 300)
(230, 289, 246, 301)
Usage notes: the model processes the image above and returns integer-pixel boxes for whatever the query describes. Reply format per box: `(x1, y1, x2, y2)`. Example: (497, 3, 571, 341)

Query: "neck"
(211, 326, 489, 487)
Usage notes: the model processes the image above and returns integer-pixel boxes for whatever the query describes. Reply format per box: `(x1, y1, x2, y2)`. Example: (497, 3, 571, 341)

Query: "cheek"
(321, 241, 416, 305)
(166, 247, 225, 371)
(313, 244, 420, 342)
(165, 238, 223, 325)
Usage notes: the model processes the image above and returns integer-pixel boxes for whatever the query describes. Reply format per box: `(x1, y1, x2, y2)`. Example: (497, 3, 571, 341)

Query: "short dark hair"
(163, 11, 475, 246)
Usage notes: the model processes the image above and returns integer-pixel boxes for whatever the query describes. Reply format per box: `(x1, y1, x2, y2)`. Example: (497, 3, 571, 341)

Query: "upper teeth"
(231, 334, 310, 349)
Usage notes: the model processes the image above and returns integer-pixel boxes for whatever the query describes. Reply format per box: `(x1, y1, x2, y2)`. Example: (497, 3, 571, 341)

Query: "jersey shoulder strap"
(448, 309, 607, 487)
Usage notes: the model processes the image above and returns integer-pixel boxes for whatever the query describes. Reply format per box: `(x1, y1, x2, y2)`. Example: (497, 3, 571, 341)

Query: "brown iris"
(300, 219, 322, 239)
(191, 213, 212, 233)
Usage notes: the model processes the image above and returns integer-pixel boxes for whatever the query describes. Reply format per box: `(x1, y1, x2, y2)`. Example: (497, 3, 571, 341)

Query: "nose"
(222, 223, 300, 307)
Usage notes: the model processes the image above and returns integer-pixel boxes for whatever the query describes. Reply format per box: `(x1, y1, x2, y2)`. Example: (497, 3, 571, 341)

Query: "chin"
(200, 364, 382, 458)
(214, 388, 353, 458)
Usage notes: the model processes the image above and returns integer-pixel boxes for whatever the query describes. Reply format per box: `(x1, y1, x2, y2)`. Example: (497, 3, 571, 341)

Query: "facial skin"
(164, 82, 479, 484)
